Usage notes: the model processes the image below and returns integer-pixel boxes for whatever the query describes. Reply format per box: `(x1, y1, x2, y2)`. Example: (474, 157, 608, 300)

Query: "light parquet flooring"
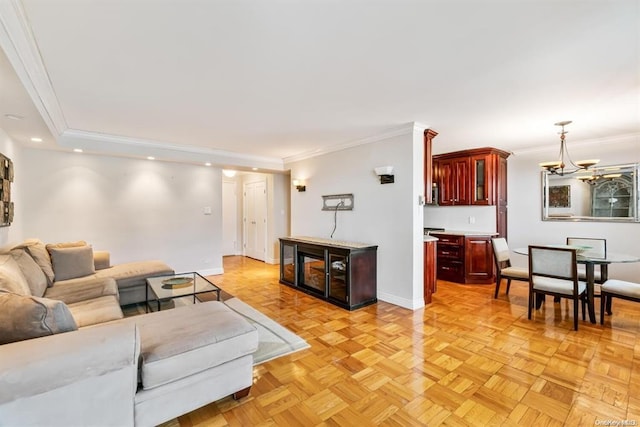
(172, 256, 640, 426)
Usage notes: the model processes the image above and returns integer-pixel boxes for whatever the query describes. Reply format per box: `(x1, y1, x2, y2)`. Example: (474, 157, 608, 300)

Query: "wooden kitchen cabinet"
(433, 147, 509, 206)
(464, 236, 494, 283)
(432, 147, 510, 238)
(435, 234, 465, 283)
(424, 129, 438, 204)
(435, 157, 471, 206)
(423, 239, 437, 304)
(434, 233, 495, 284)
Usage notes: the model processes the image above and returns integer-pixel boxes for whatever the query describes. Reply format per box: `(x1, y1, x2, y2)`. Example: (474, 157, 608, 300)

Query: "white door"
(222, 181, 238, 255)
(243, 180, 267, 261)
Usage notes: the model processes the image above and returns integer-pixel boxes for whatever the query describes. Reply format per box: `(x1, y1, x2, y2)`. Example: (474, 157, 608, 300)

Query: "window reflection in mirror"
(542, 163, 639, 222)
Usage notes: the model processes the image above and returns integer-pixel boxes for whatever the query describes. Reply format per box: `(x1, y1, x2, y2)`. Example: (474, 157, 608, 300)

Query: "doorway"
(243, 180, 267, 261)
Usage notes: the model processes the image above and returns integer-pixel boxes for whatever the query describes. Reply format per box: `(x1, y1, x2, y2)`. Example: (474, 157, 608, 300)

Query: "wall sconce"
(222, 169, 236, 178)
(292, 179, 306, 192)
(374, 166, 394, 184)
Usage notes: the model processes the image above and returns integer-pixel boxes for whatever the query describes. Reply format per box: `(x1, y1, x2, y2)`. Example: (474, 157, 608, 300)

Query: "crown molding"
(0, 0, 67, 136)
(283, 122, 428, 164)
(59, 129, 286, 171)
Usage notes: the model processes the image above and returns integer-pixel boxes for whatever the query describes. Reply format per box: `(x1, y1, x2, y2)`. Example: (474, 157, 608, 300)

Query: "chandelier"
(575, 171, 622, 185)
(539, 120, 599, 176)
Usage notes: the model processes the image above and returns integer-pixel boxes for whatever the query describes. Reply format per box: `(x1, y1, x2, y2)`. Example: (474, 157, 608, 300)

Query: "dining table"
(514, 245, 640, 324)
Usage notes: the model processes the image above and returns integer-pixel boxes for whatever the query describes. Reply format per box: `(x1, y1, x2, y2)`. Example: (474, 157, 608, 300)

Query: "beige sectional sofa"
(0, 239, 259, 426)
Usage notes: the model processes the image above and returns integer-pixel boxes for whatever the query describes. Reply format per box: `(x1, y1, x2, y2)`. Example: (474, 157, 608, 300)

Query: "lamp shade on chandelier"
(539, 121, 599, 176)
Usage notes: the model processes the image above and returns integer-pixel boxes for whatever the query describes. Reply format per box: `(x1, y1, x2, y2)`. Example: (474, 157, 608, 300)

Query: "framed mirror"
(542, 163, 639, 222)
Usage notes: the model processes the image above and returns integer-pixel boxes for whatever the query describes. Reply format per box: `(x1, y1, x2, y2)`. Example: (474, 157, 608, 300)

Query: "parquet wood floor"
(171, 256, 640, 426)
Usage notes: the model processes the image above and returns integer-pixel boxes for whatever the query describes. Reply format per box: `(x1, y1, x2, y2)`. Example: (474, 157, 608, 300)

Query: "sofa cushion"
(118, 302, 258, 390)
(67, 295, 124, 327)
(24, 240, 55, 286)
(44, 277, 119, 305)
(10, 249, 48, 297)
(0, 255, 31, 295)
(48, 245, 96, 281)
(0, 291, 78, 344)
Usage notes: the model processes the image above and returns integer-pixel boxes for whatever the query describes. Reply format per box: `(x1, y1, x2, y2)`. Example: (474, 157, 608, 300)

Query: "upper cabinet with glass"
(542, 163, 640, 222)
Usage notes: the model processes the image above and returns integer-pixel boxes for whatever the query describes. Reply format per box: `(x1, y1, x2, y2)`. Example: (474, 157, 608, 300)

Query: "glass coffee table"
(145, 272, 221, 312)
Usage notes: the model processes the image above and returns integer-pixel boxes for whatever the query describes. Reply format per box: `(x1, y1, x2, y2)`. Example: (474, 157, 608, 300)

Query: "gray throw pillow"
(10, 249, 48, 297)
(0, 292, 78, 345)
(24, 240, 55, 286)
(48, 245, 96, 282)
(0, 255, 31, 295)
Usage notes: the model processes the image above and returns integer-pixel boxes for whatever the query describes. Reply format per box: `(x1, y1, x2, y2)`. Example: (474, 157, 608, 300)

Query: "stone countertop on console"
(428, 230, 498, 237)
(423, 236, 439, 242)
(281, 236, 377, 249)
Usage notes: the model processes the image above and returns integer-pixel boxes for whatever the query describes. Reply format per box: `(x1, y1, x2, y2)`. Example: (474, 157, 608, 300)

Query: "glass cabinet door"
(328, 253, 348, 303)
(475, 158, 485, 201)
(471, 154, 491, 205)
(280, 242, 295, 285)
(298, 252, 326, 295)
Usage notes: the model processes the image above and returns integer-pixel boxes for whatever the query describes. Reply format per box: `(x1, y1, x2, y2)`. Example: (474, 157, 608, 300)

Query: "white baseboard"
(197, 267, 224, 276)
(377, 291, 425, 310)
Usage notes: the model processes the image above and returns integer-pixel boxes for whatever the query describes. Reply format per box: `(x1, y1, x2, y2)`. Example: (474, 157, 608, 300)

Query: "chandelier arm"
(561, 138, 580, 170)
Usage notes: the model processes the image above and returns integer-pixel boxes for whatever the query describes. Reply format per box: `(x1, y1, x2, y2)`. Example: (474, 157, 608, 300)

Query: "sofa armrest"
(94, 250, 111, 270)
(0, 322, 139, 427)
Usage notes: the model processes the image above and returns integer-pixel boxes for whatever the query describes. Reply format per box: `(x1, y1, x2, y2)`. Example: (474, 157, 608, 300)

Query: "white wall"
(424, 205, 496, 232)
(0, 128, 22, 246)
(287, 124, 425, 309)
(20, 148, 223, 274)
(222, 178, 240, 255)
(508, 137, 640, 281)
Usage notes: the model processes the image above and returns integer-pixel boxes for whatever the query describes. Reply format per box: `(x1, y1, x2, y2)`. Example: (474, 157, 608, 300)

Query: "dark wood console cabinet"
(279, 237, 377, 310)
(434, 233, 494, 284)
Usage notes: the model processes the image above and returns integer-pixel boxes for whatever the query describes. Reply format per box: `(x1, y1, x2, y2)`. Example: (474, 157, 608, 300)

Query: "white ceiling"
(0, 0, 638, 170)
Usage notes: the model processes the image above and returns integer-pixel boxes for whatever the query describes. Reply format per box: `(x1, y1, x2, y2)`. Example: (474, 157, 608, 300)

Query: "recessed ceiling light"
(252, 168, 258, 171)
(4, 114, 23, 120)
(30, 137, 43, 142)
(222, 169, 236, 177)
(147, 156, 155, 160)
(73, 148, 83, 153)
(205, 162, 212, 167)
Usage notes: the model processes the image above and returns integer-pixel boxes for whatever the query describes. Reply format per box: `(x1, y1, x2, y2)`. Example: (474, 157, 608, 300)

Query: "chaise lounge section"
(0, 239, 259, 426)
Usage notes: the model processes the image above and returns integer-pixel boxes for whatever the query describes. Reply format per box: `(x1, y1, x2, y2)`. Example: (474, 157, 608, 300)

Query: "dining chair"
(528, 245, 587, 331)
(566, 237, 607, 284)
(491, 238, 528, 298)
(600, 279, 640, 325)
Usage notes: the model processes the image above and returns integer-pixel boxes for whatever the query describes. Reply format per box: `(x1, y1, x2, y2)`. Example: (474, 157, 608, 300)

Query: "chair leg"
(581, 296, 586, 321)
(528, 290, 533, 320)
(535, 293, 544, 309)
(494, 274, 501, 298)
(573, 299, 579, 331)
(506, 279, 512, 295)
(600, 293, 606, 325)
(606, 294, 613, 315)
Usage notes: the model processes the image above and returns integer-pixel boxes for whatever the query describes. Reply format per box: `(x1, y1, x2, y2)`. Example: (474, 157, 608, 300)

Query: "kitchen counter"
(423, 235, 439, 242)
(428, 230, 498, 237)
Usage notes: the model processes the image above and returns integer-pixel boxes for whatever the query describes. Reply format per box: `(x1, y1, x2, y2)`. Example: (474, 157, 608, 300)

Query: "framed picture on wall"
(549, 185, 571, 208)
(0, 153, 13, 226)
